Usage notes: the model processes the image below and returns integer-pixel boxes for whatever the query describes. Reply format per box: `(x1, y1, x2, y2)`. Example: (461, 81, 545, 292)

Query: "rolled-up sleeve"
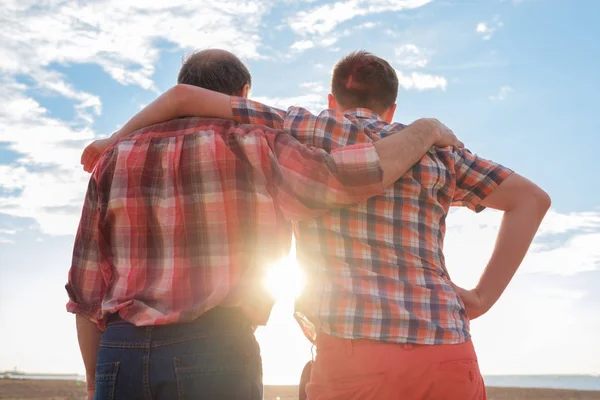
(65, 175, 108, 327)
(231, 97, 286, 128)
(451, 148, 514, 212)
(267, 132, 385, 221)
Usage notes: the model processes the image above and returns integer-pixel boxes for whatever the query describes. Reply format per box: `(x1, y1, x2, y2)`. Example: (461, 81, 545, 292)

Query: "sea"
(1, 373, 599, 392)
(483, 375, 600, 391)
(0, 373, 84, 381)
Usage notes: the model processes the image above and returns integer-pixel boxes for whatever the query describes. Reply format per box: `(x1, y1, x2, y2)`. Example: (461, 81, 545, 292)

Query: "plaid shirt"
(65, 117, 386, 330)
(231, 98, 513, 345)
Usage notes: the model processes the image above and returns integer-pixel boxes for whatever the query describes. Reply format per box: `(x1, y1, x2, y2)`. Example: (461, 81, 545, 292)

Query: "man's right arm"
(451, 150, 551, 319)
(81, 85, 462, 172)
(65, 174, 108, 396)
(264, 118, 458, 221)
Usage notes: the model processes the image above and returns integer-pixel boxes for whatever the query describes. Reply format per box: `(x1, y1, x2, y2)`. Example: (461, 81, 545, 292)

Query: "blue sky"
(1, 0, 599, 384)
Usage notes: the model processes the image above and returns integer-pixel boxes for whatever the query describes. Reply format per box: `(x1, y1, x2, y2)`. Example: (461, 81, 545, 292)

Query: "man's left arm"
(65, 175, 108, 394)
(263, 118, 458, 221)
(450, 149, 550, 319)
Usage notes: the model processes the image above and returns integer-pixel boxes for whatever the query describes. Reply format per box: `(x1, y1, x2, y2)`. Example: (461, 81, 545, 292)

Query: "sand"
(1, 379, 600, 400)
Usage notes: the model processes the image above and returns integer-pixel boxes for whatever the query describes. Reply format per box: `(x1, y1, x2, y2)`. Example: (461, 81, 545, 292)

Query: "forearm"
(273, 135, 385, 221)
(374, 122, 436, 187)
(276, 121, 437, 219)
(76, 314, 102, 389)
(111, 84, 233, 140)
(477, 198, 549, 310)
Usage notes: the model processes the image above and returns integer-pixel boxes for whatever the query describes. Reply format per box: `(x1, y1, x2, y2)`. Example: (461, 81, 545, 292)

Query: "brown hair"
(177, 49, 251, 96)
(331, 50, 398, 114)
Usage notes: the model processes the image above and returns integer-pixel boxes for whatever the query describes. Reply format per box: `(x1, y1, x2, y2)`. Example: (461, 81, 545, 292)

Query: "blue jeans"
(94, 307, 263, 400)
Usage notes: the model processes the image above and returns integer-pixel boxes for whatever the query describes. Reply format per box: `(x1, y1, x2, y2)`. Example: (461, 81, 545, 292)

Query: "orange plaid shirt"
(231, 98, 513, 345)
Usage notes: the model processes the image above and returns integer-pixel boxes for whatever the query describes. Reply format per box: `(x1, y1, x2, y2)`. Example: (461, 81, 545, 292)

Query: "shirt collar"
(344, 108, 383, 121)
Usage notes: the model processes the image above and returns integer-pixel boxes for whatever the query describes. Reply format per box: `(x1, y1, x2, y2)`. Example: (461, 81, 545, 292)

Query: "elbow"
(529, 186, 552, 216)
(535, 187, 551, 211)
(169, 84, 195, 112)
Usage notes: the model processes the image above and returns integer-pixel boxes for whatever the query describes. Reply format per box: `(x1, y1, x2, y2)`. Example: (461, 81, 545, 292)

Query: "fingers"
(446, 131, 464, 149)
(83, 154, 98, 173)
(81, 147, 100, 173)
(442, 128, 463, 149)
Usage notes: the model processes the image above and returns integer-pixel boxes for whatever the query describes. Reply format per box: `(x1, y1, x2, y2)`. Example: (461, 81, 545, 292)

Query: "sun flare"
(264, 249, 305, 301)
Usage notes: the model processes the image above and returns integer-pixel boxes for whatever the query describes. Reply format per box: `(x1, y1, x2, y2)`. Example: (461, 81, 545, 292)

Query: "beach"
(1, 380, 600, 400)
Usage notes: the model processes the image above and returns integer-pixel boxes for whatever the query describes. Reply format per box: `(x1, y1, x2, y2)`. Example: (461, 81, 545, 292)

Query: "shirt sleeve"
(230, 97, 287, 129)
(265, 131, 385, 221)
(231, 97, 377, 151)
(451, 148, 514, 212)
(65, 174, 109, 329)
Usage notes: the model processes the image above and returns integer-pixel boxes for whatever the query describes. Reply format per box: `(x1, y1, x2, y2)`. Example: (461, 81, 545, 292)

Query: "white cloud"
(489, 85, 513, 100)
(358, 21, 377, 29)
(253, 81, 328, 114)
(0, 165, 28, 191)
(290, 40, 315, 52)
(538, 209, 600, 236)
(445, 208, 600, 289)
(288, 19, 378, 54)
(394, 44, 429, 68)
(476, 23, 490, 34)
(0, 1, 275, 236)
(288, 0, 432, 36)
(476, 16, 504, 40)
(396, 70, 447, 91)
(0, 1, 269, 91)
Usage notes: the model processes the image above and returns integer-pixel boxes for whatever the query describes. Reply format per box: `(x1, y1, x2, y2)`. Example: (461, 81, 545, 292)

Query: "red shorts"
(306, 333, 486, 400)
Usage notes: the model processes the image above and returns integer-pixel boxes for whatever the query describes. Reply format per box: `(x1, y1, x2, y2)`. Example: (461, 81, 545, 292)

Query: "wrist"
(474, 286, 493, 312)
(409, 119, 438, 147)
(429, 126, 441, 146)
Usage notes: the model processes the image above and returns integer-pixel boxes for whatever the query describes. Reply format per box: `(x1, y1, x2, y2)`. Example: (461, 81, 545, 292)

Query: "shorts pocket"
(438, 359, 481, 381)
(94, 361, 120, 400)
(432, 359, 485, 400)
(174, 352, 255, 400)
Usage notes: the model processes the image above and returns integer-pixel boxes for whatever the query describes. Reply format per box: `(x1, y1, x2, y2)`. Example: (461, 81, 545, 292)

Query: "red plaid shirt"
(231, 98, 513, 345)
(66, 118, 386, 330)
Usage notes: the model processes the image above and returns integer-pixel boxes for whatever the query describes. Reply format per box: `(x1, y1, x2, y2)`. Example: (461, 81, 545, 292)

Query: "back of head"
(331, 51, 398, 115)
(177, 49, 251, 96)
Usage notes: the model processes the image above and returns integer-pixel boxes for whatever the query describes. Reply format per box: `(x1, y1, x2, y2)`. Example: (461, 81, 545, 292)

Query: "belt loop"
(344, 339, 354, 357)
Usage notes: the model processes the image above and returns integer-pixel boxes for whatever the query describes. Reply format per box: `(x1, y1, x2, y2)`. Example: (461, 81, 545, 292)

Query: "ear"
(328, 94, 336, 110)
(382, 104, 397, 123)
(241, 83, 250, 98)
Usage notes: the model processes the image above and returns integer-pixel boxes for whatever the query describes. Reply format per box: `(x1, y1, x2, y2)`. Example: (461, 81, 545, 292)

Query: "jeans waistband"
(103, 307, 252, 344)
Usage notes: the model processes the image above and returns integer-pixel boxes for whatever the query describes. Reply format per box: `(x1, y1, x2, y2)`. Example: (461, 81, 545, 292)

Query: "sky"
(1, 0, 599, 385)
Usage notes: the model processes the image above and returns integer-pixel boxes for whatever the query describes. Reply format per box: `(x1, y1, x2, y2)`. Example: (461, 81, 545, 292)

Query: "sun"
(264, 246, 305, 301)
